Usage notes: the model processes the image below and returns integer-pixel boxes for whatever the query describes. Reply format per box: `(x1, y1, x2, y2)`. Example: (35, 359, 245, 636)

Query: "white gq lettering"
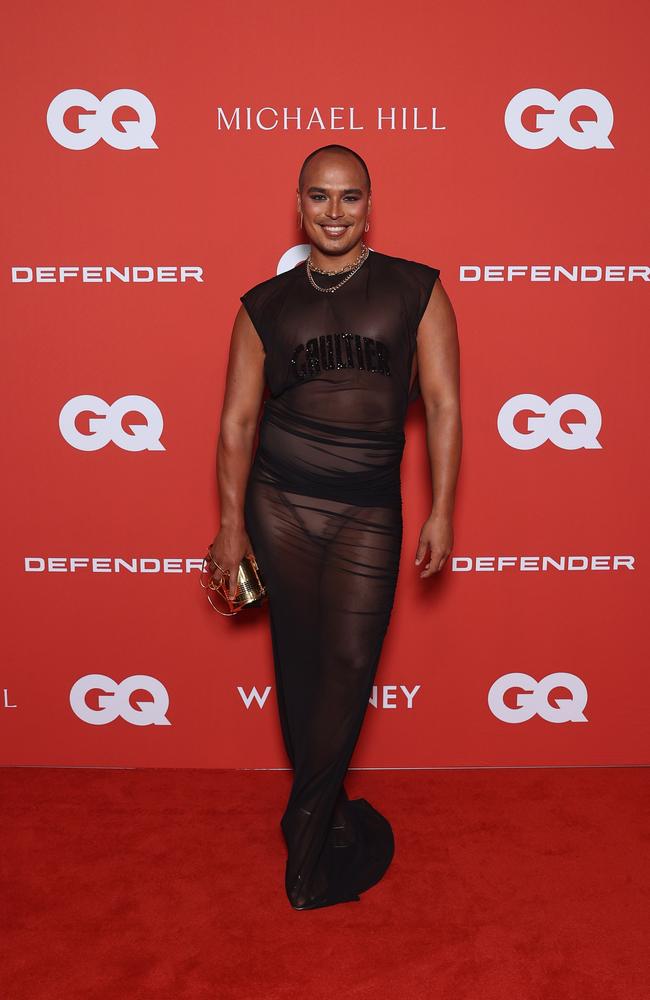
(46, 89, 158, 150)
(497, 394, 602, 450)
(59, 395, 165, 451)
(278, 245, 311, 274)
(505, 88, 614, 149)
(488, 672, 588, 724)
(70, 674, 171, 726)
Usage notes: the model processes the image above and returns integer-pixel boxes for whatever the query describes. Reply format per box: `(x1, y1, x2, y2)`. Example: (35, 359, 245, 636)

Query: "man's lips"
(319, 224, 350, 238)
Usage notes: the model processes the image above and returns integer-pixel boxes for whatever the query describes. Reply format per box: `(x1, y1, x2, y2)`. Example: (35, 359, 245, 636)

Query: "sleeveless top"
(240, 248, 440, 508)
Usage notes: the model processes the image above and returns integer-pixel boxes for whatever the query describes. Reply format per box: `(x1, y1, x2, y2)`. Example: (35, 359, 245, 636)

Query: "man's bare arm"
(413, 280, 462, 577)
(210, 305, 266, 597)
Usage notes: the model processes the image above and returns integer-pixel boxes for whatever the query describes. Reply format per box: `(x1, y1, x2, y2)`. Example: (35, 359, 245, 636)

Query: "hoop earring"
(298, 211, 303, 228)
(364, 220, 369, 232)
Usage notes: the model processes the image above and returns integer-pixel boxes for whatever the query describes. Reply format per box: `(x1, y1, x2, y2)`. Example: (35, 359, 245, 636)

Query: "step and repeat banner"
(3, 2, 648, 768)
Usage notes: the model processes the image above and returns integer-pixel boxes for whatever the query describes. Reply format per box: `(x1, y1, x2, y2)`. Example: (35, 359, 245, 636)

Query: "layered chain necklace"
(306, 242, 370, 294)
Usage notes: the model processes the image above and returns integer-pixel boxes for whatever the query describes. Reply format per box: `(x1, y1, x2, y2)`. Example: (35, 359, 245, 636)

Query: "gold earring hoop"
(364, 220, 369, 232)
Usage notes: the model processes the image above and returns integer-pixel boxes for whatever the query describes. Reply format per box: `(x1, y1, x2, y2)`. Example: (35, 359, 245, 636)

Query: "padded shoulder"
(239, 265, 300, 352)
(373, 251, 440, 338)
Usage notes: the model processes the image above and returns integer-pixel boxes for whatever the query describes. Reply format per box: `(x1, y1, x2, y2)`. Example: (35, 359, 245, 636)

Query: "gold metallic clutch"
(200, 548, 267, 616)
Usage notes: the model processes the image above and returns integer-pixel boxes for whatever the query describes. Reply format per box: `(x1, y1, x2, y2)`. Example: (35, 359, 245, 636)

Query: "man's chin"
(310, 233, 358, 255)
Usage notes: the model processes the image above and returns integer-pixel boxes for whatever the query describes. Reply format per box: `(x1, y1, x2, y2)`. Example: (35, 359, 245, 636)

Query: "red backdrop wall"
(3, 1, 648, 768)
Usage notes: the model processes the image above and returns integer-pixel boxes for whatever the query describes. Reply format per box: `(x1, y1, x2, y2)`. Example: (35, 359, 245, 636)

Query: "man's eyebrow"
(306, 186, 364, 195)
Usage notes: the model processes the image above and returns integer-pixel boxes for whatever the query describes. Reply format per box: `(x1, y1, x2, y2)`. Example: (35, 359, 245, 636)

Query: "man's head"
(297, 145, 371, 261)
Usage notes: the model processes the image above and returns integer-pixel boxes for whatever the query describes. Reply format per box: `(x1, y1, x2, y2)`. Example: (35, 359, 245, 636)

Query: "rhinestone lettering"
(290, 333, 392, 379)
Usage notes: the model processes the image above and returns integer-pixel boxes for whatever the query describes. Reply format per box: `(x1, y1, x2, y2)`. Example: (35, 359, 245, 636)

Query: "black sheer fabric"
(241, 249, 440, 909)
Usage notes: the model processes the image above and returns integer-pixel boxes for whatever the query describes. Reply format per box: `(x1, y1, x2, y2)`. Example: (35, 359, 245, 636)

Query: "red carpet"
(1, 766, 647, 999)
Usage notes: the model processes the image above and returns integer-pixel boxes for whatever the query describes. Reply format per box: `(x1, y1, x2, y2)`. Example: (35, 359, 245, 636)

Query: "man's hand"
(415, 512, 453, 578)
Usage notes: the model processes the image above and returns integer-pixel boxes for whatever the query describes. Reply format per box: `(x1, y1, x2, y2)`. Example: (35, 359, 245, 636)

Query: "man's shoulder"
(371, 249, 439, 280)
(240, 261, 302, 302)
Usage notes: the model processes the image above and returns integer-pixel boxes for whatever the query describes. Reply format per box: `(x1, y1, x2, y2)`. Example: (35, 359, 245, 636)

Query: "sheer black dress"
(241, 248, 440, 909)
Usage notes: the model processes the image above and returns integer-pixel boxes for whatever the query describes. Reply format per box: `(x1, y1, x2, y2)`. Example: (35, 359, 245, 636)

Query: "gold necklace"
(308, 243, 367, 274)
(306, 243, 370, 294)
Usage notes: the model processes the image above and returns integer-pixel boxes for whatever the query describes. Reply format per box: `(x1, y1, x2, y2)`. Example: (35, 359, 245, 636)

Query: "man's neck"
(308, 240, 366, 271)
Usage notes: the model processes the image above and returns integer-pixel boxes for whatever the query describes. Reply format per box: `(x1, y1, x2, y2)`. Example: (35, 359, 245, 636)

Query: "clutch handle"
(200, 548, 266, 616)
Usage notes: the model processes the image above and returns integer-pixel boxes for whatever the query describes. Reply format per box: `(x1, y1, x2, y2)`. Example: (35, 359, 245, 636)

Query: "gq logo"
(497, 393, 602, 450)
(70, 674, 171, 726)
(505, 88, 614, 149)
(59, 395, 165, 452)
(488, 672, 588, 724)
(46, 89, 158, 150)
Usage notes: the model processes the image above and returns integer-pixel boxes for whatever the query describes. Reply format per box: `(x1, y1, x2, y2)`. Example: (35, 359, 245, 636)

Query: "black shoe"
(288, 874, 360, 910)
